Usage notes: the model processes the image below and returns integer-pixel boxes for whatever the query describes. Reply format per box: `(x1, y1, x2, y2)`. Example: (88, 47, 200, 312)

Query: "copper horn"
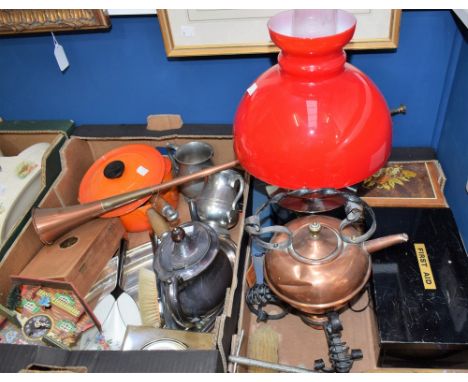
(33, 160, 240, 244)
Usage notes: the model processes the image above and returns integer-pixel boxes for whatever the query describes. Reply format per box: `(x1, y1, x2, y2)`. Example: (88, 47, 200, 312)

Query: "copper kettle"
(264, 214, 408, 315)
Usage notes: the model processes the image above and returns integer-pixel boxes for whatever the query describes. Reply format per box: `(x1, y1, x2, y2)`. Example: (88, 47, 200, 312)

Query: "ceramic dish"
(121, 326, 214, 351)
(0, 142, 50, 243)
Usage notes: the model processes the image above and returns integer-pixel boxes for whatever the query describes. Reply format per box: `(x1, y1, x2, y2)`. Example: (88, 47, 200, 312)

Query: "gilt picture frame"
(0, 10, 110, 35)
(158, 9, 402, 57)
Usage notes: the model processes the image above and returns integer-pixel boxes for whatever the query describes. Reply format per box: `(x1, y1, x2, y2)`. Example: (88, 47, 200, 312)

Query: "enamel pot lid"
(154, 221, 219, 282)
(79, 144, 166, 217)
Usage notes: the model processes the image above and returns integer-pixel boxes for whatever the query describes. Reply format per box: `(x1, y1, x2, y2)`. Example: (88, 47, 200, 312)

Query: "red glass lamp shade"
(233, 10, 392, 189)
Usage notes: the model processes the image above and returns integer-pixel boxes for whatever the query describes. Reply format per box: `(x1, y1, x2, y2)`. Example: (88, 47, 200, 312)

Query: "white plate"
(85, 293, 142, 350)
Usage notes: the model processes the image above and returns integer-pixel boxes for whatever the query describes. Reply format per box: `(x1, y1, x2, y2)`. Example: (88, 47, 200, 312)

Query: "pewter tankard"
(167, 141, 214, 199)
(192, 169, 244, 233)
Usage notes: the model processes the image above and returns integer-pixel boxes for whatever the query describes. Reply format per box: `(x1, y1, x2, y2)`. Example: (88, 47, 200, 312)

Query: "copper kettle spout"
(363, 233, 408, 254)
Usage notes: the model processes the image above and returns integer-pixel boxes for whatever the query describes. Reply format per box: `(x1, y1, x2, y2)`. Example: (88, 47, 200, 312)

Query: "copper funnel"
(32, 201, 105, 245)
(33, 160, 240, 244)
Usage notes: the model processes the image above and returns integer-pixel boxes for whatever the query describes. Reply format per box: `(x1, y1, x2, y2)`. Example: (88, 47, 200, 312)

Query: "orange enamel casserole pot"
(79, 144, 179, 232)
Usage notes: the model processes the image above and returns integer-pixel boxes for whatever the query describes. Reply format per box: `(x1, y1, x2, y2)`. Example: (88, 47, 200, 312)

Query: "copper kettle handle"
(278, 188, 376, 244)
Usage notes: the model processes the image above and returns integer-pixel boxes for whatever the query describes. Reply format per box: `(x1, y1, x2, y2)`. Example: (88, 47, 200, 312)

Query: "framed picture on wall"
(158, 9, 402, 57)
(0, 10, 110, 35)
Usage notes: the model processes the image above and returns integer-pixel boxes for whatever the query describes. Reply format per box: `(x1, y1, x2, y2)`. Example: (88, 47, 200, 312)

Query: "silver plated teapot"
(153, 221, 233, 331)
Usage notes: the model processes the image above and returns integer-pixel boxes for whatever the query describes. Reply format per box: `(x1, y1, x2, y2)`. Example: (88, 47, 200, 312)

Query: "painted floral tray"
(357, 160, 447, 208)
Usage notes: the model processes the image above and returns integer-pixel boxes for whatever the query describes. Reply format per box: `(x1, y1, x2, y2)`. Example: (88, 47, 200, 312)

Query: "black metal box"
(371, 207, 468, 369)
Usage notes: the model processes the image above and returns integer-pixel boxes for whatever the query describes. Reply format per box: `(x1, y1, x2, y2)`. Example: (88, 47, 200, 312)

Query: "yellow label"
(414, 243, 436, 290)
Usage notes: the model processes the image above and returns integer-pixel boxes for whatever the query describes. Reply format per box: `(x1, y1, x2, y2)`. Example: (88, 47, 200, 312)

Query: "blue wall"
(437, 23, 468, 249)
(0, 10, 466, 243)
(0, 10, 459, 148)
(0, 15, 271, 126)
(349, 10, 459, 147)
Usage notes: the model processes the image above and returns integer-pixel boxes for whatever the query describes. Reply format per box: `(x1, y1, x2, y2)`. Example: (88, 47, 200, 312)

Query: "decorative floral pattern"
(363, 164, 417, 191)
(15, 160, 38, 179)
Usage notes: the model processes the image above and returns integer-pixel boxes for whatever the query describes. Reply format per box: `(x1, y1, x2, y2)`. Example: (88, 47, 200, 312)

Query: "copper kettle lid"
(291, 221, 342, 263)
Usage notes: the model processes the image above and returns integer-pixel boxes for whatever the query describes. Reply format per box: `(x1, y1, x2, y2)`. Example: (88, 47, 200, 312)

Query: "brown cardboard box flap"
(0, 131, 249, 372)
(146, 114, 183, 131)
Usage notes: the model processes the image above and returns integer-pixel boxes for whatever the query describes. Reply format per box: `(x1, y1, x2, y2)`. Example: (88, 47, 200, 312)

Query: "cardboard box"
(230, 243, 468, 373)
(0, 124, 250, 372)
(0, 120, 74, 262)
(230, 243, 381, 373)
(231, 167, 467, 374)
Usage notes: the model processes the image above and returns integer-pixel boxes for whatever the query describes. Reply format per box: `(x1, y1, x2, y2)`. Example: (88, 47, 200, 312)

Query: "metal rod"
(228, 355, 315, 373)
(231, 330, 244, 373)
(101, 160, 240, 210)
(390, 104, 406, 116)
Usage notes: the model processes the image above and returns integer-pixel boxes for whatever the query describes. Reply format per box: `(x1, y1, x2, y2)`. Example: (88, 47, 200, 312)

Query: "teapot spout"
(363, 233, 409, 254)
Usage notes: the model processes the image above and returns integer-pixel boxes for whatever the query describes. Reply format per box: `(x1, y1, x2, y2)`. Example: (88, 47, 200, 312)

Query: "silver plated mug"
(167, 141, 214, 199)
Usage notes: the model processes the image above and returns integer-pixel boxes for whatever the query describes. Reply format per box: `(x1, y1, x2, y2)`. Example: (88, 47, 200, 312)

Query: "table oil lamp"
(233, 9, 407, 372)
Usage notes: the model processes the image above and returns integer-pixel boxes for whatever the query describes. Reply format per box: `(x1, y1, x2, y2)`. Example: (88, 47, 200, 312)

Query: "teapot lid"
(154, 221, 219, 282)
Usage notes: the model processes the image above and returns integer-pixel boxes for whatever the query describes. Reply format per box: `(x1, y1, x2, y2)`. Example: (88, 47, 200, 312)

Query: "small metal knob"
(171, 227, 186, 243)
(390, 104, 407, 116)
(308, 222, 322, 236)
(161, 204, 179, 222)
(351, 349, 363, 360)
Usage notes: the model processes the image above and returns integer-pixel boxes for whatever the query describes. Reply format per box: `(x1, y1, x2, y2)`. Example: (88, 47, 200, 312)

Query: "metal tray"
(86, 237, 238, 308)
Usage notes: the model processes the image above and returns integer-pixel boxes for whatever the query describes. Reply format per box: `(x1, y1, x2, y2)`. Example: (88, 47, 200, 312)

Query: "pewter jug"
(167, 142, 214, 199)
(191, 169, 244, 234)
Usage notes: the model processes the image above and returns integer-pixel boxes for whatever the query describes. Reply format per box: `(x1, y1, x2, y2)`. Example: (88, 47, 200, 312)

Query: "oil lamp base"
(302, 311, 363, 373)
